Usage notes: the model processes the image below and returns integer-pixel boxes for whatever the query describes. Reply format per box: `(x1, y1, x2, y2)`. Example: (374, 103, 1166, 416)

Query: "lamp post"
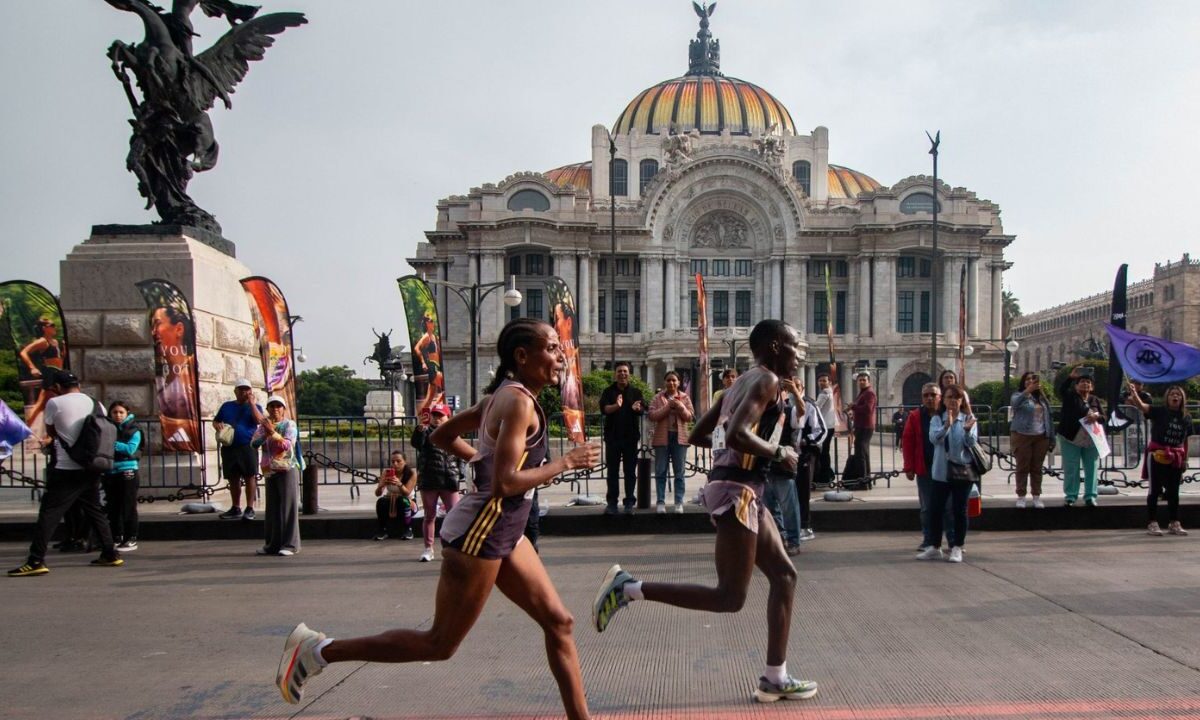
(721, 337, 748, 369)
(418, 275, 522, 406)
(608, 133, 618, 370)
(926, 130, 941, 378)
(379, 346, 408, 420)
(962, 338, 1020, 398)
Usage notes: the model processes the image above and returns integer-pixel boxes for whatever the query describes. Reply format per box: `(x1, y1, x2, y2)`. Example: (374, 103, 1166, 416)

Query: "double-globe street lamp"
(420, 275, 522, 406)
(963, 338, 1021, 398)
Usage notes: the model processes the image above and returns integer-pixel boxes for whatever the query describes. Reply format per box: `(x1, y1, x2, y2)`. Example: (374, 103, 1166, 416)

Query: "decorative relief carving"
(691, 211, 749, 249)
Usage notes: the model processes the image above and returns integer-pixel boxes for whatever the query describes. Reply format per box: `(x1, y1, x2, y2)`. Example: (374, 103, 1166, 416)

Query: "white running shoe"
(656, 502, 666, 514)
(754, 675, 818, 702)
(947, 547, 964, 563)
(276, 623, 326, 704)
(675, 503, 684, 514)
(916, 546, 943, 561)
(1168, 521, 1188, 536)
(1148, 522, 1164, 536)
(420, 548, 435, 562)
(1032, 498, 1045, 509)
(1015, 498, 1027, 509)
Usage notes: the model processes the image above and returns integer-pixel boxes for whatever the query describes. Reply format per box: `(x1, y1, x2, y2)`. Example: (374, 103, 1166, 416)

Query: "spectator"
(1123, 380, 1153, 407)
(8, 370, 122, 576)
(103, 401, 142, 552)
(374, 450, 416, 541)
(790, 379, 826, 544)
(713, 368, 738, 403)
(1009, 371, 1055, 509)
(411, 403, 462, 562)
(648, 371, 694, 514)
(922, 384, 978, 563)
(252, 395, 301, 556)
(1056, 369, 1105, 507)
(892, 408, 906, 448)
(213, 379, 263, 521)
(1126, 385, 1191, 536)
(764, 379, 804, 554)
(599, 362, 645, 515)
(814, 374, 838, 485)
(846, 372, 877, 479)
(902, 383, 952, 552)
(937, 370, 958, 410)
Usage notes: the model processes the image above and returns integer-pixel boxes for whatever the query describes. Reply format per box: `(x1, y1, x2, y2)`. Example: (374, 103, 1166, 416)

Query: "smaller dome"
(827, 165, 882, 199)
(545, 162, 591, 190)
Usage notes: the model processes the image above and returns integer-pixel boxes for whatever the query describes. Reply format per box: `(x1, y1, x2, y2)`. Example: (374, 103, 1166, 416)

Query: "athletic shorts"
(699, 479, 766, 534)
(440, 492, 531, 560)
(221, 444, 259, 480)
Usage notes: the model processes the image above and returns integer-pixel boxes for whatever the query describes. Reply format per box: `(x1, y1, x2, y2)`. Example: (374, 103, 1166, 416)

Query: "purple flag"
(0, 399, 32, 460)
(1103, 324, 1200, 383)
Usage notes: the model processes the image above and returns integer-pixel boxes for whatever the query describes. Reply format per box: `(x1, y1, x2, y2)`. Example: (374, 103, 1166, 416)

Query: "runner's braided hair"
(483, 318, 551, 396)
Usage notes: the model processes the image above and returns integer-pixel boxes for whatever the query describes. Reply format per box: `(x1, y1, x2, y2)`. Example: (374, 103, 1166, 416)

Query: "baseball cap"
(42, 368, 79, 389)
(266, 395, 288, 408)
(234, 378, 253, 389)
(430, 403, 450, 416)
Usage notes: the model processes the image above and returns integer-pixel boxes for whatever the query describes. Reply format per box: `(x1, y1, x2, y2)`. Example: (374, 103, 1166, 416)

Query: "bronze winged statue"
(105, 0, 306, 235)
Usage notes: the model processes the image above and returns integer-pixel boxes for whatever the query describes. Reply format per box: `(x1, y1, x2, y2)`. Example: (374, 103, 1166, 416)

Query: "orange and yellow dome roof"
(614, 75, 796, 137)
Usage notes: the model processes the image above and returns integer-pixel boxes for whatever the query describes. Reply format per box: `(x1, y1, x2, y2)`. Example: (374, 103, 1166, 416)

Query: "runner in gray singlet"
(276, 319, 600, 719)
(592, 319, 820, 704)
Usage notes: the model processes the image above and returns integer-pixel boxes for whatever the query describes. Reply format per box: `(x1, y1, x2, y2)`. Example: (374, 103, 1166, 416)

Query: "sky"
(3, 1, 1198, 373)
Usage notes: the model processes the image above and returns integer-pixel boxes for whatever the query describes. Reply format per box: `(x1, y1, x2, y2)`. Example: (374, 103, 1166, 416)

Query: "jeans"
(1148, 461, 1183, 524)
(1058, 435, 1099, 502)
(796, 451, 816, 530)
(764, 472, 801, 545)
(606, 437, 639, 509)
(916, 475, 954, 548)
(654, 433, 687, 505)
(928, 480, 971, 548)
(102, 470, 139, 542)
(27, 468, 116, 564)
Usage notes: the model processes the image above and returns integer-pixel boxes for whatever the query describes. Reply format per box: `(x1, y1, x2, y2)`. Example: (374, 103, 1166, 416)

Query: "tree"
(294, 366, 371, 417)
(1002, 290, 1021, 338)
(0, 348, 22, 409)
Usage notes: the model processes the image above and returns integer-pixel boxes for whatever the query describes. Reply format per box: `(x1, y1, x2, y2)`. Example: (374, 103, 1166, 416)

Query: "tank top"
(710, 368, 786, 484)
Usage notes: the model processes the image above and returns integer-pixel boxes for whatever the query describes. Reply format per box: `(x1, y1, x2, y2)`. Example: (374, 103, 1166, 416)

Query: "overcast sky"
(3, 1, 1198, 372)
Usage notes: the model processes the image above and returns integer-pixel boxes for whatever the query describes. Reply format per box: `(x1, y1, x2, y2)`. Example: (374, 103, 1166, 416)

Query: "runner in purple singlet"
(592, 319, 819, 704)
(276, 319, 600, 719)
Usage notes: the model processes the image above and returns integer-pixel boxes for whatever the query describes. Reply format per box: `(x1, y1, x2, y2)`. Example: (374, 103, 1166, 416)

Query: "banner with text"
(137, 279, 203, 452)
(397, 275, 445, 417)
(240, 277, 299, 414)
(545, 276, 585, 443)
(0, 280, 69, 441)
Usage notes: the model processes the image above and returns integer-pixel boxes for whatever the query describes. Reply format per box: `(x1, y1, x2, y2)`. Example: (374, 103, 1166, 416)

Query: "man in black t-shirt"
(599, 362, 644, 514)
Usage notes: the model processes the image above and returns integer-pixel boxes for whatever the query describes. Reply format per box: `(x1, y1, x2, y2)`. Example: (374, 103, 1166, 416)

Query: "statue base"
(60, 226, 261, 455)
(363, 390, 406, 420)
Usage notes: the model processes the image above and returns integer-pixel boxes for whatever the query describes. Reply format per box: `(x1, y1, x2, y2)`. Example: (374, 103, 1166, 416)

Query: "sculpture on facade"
(753, 122, 786, 163)
(662, 123, 700, 165)
(105, 0, 307, 235)
(692, 211, 749, 249)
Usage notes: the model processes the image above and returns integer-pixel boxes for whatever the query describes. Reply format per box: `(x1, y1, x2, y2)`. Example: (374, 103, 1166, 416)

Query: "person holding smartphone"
(1009, 371, 1055, 508)
(1056, 368, 1105, 507)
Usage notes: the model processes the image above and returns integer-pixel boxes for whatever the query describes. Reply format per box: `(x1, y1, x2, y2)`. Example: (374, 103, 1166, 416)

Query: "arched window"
(639, 159, 659, 194)
(507, 189, 550, 212)
(1035, 348, 1042, 371)
(900, 192, 941, 214)
(611, 159, 628, 197)
(792, 161, 811, 196)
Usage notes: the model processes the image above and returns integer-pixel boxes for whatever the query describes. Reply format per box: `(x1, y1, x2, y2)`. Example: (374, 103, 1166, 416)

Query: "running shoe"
(1015, 498, 1026, 509)
(1168, 521, 1188, 536)
(279, 549, 296, 557)
(219, 507, 243, 520)
(916, 546, 943, 561)
(800, 529, 815, 541)
(90, 555, 125, 567)
(401, 528, 414, 540)
(1032, 498, 1045, 509)
(276, 622, 326, 704)
(373, 532, 388, 541)
(754, 675, 819, 702)
(242, 508, 257, 521)
(656, 502, 666, 514)
(420, 548, 434, 562)
(947, 547, 963, 563)
(592, 564, 634, 633)
(8, 562, 49, 577)
(1148, 522, 1164, 536)
(675, 503, 684, 514)
(785, 544, 802, 557)
(118, 539, 138, 552)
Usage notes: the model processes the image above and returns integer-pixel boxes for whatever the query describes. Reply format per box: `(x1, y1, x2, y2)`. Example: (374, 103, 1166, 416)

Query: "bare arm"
(725, 372, 781, 459)
(687, 393, 723, 447)
(1127, 387, 1150, 415)
(18, 338, 49, 374)
(489, 389, 598, 497)
(431, 400, 486, 461)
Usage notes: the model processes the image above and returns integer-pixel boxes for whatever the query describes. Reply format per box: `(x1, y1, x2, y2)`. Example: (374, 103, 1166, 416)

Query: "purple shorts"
(699, 479, 766, 534)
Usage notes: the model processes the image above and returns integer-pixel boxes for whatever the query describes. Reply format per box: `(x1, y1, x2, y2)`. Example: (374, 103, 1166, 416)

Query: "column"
(678, 260, 689, 329)
(967, 257, 980, 338)
(942, 256, 957, 345)
(644, 256, 664, 332)
(466, 252, 480, 341)
(754, 261, 765, 322)
(552, 251, 577, 305)
(990, 263, 1003, 339)
(578, 253, 590, 333)
(770, 259, 783, 319)
(784, 258, 805, 331)
(858, 256, 872, 338)
(664, 256, 677, 330)
(875, 255, 896, 341)
(485, 252, 506, 335)
(846, 256, 859, 337)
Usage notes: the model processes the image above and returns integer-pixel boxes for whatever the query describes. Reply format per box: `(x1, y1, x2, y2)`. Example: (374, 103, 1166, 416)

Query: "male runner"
(592, 319, 818, 703)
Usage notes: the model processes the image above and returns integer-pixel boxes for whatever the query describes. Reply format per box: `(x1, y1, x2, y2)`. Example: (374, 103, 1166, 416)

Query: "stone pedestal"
(60, 226, 263, 453)
(363, 390, 405, 420)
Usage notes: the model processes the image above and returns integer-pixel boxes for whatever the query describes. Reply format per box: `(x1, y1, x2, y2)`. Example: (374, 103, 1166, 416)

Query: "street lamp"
(608, 133, 618, 371)
(419, 274, 523, 406)
(1003, 339, 1020, 398)
(380, 346, 408, 420)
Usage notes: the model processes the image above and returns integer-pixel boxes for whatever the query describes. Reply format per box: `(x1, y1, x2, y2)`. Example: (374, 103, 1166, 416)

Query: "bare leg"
(322, 548, 499, 663)
(495, 540, 589, 720)
(641, 511, 757, 613)
(245, 475, 258, 508)
(753, 510, 797, 666)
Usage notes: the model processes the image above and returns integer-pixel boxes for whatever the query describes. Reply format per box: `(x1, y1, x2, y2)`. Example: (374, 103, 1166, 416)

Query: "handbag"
(968, 441, 992, 475)
(943, 426, 977, 484)
(215, 425, 235, 446)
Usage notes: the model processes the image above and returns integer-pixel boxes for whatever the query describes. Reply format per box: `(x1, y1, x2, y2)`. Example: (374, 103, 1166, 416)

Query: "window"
(712, 259, 730, 276)
(509, 255, 521, 277)
(835, 260, 849, 278)
(919, 259, 931, 277)
(898, 257, 916, 278)
(919, 291, 931, 332)
(611, 159, 628, 196)
(792, 160, 811, 196)
(598, 290, 606, 333)
(598, 259, 607, 276)
(639, 159, 659, 194)
(1165, 284, 1176, 301)
(634, 290, 641, 332)
(808, 259, 849, 278)
(897, 291, 915, 333)
(735, 291, 752, 326)
(690, 290, 699, 327)
(813, 293, 828, 332)
(526, 254, 544, 276)
(735, 259, 753, 276)
(690, 259, 708, 276)
(899, 192, 941, 214)
(507, 189, 550, 212)
(526, 288, 543, 321)
(614, 290, 629, 333)
(809, 260, 827, 278)
(836, 291, 847, 334)
(713, 291, 729, 327)
(616, 258, 629, 276)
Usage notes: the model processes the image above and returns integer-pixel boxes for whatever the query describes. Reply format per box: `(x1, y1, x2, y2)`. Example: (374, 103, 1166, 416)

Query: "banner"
(0, 280, 70, 441)
(1080, 418, 1112, 460)
(545, 277, 585, 443)
(695, 273, 710, 415)
(1106, 265, 1131, 430)
(397, 275, 445, 417)
(824, 264, 848, 433)
(240, 277, 299, 414)
(0, 399, 32, 461)
(1103, 323, 1200, 384)
(957, 263, 967, 385)
(136, 279, 203, 452)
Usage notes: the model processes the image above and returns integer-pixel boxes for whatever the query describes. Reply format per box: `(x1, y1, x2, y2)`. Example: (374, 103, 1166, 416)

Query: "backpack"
(64, 399, 117, 473)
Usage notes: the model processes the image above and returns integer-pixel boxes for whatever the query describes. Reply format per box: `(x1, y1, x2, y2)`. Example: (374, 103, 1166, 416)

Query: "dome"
(544, 162, 591, 191)
(827, 164, 882, 199)
(613, 75, 796, 137)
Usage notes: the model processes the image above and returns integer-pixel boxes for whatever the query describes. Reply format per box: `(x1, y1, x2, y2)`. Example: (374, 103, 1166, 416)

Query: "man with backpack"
(8, 369, 123, 576)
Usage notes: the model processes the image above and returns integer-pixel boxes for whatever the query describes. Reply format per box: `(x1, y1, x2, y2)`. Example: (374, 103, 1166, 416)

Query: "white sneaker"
(675, 503, 684, 514)
(276, 623, 326, 704)
(1168, 521, 1188, 536)
(278, 549, 296, 557)
(1148, 522, 1164, 536)
(656, 502, 666, 514)
(947, 547, 963, 563)
(799, 528, 815, 541)
(420, 548, 435, 562)
(1032, 498, 1045, 509)
(1015, 498, 1027, 509)
(916, 546, 943, 561)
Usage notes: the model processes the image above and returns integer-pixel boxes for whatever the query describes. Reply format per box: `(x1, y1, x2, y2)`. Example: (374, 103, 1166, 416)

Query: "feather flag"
(1105, 265, 1132, 431)
(0, 280, 70, 441)
(396, 275, 446, 417)
(696, 273, 710, 415)
(957, 263, 967, 385)
(240, 277, 299, 414)
(825, 263, 847, 433)
(545, 277, 586, 443)
(137, 279, 204, 453)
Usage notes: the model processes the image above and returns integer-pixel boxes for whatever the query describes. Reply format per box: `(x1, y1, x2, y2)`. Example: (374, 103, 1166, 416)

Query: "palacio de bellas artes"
(410, 7, 1014, 408)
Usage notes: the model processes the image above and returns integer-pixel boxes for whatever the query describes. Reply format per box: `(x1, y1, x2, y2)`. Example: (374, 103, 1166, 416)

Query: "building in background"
(409, 8, 1014, 408)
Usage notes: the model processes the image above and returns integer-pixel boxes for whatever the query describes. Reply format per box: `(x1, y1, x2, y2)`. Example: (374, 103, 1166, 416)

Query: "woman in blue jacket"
(104, 402, 142, 552)
(922, 385, 978, 564)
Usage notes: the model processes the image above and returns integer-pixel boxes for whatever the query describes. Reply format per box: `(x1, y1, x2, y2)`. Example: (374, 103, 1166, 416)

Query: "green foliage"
(581, 369, 652, 415)
(969, 377, 1054, 409)
(538, 385, 562, 419)
(1052, 360, 1109, 402)
(0, 348, 22, 409)
(295, 365, 371, 417)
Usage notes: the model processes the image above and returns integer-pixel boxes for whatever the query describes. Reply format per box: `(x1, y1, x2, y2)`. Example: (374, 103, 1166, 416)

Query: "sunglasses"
(921, 392, 939, 397)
